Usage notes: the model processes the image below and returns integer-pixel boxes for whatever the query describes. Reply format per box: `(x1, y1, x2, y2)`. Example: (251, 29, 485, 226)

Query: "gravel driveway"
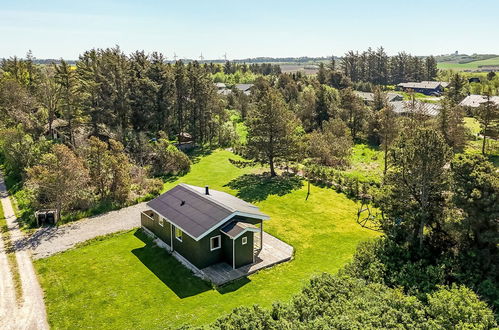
(23, 202, 148, 260)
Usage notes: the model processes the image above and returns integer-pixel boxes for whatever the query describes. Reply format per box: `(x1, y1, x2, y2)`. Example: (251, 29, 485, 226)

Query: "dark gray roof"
(220, 221, 258, 239)
(147, 184, 268, 240)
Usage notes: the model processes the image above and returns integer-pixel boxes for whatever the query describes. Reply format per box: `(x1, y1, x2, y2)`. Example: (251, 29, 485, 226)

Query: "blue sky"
(1, 0, 498, 60)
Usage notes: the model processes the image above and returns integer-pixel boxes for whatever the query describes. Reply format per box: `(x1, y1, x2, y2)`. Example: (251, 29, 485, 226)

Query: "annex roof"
(391, 100, 441, 117)
(397, 81, 449, 90)
(234, 84, 254, 92)
(147, 184, 268, 240)
(459, 94, 499, 108)
(220, 221, 259, 239)
(354, 91, 403, 102)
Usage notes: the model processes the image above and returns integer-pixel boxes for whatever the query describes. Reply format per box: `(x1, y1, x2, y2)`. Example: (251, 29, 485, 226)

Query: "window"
(210, 235, 221, 251)
(159, 218, 164, 227)
(241, 237, 247, 245)
(175, 227, 182, 242)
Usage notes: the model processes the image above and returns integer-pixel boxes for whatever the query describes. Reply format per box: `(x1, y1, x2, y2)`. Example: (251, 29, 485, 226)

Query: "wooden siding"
(142, 210, 257, 269)
(234, 232, 254, 268)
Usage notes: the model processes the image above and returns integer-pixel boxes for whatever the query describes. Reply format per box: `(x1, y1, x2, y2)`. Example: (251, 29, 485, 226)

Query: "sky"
(1, 0, 498, 60)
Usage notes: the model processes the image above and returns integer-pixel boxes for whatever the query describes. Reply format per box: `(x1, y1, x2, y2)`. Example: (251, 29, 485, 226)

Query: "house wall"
(172, 226, 225, 269)
(142, 210, 258, 269)
(141, 210, 172, 244)
(234, 232, 254, 268)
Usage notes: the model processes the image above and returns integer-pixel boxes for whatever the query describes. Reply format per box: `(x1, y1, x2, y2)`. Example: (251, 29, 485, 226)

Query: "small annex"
(141, 183, 293, 284)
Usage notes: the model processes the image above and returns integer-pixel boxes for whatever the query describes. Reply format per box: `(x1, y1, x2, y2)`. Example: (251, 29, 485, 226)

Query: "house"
(234, 83, 254, 95)
(141, 184, 271, 271)
(459, 94, 499, 108)
(396, 81, 449, 96)
(354, 91, 403, 104)
(390, 100, 441, 117)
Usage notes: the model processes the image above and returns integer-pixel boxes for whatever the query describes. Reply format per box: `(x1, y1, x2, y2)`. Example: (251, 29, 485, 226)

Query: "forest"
(0, 46, 498, 328)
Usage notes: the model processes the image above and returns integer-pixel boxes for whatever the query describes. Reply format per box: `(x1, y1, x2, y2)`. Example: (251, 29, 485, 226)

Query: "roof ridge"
(179, 183, 237, 213)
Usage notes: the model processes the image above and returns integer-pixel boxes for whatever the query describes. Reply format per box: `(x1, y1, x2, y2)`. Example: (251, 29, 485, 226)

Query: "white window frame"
(241, 236, 247, 245)
(175, 227, 183, 242)
(210, 235, 221, 251)
(159, 218, 164, 227)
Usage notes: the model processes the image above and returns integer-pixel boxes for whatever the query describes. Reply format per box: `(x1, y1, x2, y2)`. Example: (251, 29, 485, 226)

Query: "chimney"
(205, 185, 209, 195)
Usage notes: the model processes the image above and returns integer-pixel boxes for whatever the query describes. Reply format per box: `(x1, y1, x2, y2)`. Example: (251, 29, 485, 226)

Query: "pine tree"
(246, 88, 301, 176)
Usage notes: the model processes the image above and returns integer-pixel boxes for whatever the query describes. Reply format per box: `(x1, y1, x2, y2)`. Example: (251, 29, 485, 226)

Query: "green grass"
(463, 117, 499, 166)
(464, 117, 481, 136)
(229, 111, 248, 144)
(34, 149, 378, 329)
(437, 56, 499, 70)
(343, 144, 384, 183)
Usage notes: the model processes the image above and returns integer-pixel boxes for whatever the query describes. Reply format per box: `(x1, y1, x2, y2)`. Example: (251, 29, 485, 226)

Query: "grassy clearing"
(343, 144, 384, 183)
(34, 149, 378, 329)
(463, 117, 499, 166)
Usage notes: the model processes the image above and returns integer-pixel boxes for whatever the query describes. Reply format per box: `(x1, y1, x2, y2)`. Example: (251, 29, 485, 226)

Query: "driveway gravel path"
(0, 173, 49, 330)
(27, 202, 147, 260)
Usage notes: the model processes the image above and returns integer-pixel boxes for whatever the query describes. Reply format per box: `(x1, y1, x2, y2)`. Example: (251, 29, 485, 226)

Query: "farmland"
(437, 56, 499, 70)
(33, 149, 378, 329)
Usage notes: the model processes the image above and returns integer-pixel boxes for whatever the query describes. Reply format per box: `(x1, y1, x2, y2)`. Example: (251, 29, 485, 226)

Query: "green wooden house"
(141, 184, 269, 270)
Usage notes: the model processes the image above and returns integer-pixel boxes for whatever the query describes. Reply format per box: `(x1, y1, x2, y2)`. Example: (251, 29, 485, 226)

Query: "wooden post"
(260, 220, 263, 250)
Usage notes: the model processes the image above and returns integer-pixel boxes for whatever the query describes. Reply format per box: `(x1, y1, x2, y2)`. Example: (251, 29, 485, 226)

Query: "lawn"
(34, 149, 378, 329)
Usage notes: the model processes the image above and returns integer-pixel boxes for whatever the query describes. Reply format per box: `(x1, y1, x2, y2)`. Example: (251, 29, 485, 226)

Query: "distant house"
(459, 94, 499, 108)
(390, 100, 441, 117)
(396, 81, 449, 96)
(141, 184, 271, 271)
(234, 83, 254, 95)
(354, 91, 403, 104)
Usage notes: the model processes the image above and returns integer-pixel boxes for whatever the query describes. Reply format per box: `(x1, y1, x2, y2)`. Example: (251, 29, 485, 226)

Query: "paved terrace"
(201, 232, 293, 286)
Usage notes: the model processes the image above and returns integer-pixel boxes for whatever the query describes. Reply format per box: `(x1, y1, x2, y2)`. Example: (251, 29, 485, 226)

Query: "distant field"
(437, 56, 499, 70)
(280, 64, 319, 75)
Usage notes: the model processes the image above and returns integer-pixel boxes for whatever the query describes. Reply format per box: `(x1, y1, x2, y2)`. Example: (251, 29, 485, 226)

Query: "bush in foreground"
(206, 274, 496, 329)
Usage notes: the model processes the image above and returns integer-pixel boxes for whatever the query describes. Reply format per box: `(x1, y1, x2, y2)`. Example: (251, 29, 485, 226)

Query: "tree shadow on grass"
(185, 147, 214, 164)
(131, 230, 212, 299)
(225, 173, 303, 203)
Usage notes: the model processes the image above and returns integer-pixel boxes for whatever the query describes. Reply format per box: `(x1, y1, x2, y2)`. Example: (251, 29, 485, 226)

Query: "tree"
(451, 154, 498, 253)
(378, 128, 451, 250)
(148, 138, 191, 176)
(307, 118, 352, 168)
(446, 73, 467, 104)
(425, 285, 496, 329)
(476, 92, 499, 155)
(378, 103, 399, 175)
(339, 88, 367, 140)
(246, 88, 301, 176)
(83, 137, 132, 203)
(317, 63, 327, 85)
(27, 144, 90, 217)
(54, 59, 83, 147)
(437, 98, 466, 152)
(38, 67, 61, 139)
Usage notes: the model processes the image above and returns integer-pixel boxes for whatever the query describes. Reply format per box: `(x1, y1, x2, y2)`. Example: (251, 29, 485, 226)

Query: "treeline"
(336, 47, 438, 84)
(0, 48, 216, 224)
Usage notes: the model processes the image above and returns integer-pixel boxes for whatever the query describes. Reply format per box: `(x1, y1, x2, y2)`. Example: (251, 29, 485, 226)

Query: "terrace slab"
(201, 232, 293, 286)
